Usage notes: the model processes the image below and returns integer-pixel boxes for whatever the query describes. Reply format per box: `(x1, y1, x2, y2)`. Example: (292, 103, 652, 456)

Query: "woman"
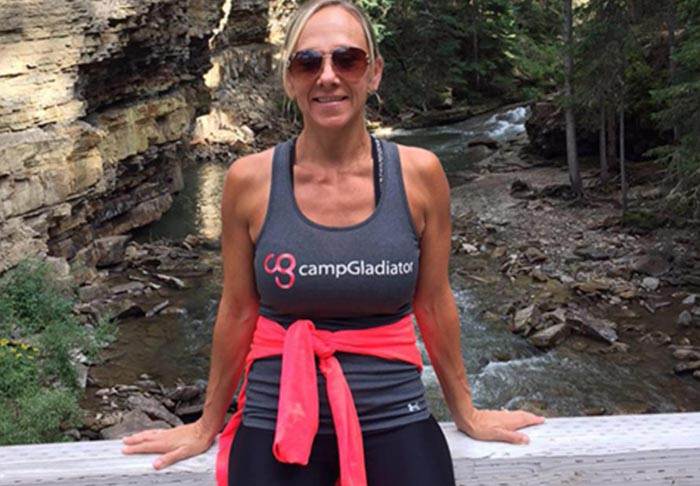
(123, 1, 544, 484)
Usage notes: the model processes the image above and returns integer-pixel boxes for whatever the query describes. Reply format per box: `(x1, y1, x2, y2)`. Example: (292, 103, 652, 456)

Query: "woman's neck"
(296, 118, 371, 169)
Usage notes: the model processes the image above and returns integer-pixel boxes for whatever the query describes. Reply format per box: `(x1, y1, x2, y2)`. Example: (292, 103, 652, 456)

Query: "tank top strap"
(255, 138, 296, 245)
(374, 138, 419, 240)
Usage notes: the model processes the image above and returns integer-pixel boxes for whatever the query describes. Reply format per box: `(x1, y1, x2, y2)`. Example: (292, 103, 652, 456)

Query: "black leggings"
(229, 416, 455, 486)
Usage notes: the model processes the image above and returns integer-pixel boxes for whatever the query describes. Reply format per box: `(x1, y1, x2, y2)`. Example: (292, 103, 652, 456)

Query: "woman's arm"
(403, 146, 544, 444)
(122, 154, 265, 468)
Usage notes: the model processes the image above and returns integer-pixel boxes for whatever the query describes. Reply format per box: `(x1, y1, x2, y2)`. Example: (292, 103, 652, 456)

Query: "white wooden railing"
(1, 413, 699, 485)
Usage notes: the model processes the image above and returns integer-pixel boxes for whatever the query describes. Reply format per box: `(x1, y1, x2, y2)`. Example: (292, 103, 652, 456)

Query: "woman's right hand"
(121, 419, 215, 470)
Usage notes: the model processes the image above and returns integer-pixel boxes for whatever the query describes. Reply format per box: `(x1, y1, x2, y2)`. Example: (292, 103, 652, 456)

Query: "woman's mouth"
(313, 96, 349, 104)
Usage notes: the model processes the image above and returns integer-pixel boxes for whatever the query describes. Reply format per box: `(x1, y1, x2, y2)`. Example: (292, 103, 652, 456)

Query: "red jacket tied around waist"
(216, 314, 424, 486)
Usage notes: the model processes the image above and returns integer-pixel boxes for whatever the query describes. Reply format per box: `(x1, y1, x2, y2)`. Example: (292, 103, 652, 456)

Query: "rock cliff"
(194, 0, 296, 147)
(0, 0, 224, 272)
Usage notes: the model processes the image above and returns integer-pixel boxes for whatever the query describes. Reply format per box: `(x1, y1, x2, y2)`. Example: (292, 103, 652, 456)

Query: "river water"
(93, 106, 700, 418)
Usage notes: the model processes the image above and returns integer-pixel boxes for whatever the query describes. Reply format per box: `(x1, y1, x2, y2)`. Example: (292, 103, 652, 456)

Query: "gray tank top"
(243, 137, 429, 433)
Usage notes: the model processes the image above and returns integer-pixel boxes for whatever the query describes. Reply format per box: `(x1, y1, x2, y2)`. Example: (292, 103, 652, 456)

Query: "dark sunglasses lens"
(289, 51, 323, 76)
(332, 47, 368, 78)
(288, 47, 368, 79)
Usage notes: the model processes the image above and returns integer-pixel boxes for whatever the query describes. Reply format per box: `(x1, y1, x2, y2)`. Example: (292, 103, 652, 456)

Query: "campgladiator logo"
(264, 253, 415, 290)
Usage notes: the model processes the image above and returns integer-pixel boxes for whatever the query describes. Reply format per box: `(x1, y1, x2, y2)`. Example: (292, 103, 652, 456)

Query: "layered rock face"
(195, 0, 296, 147)
(0, 0, 223, 272)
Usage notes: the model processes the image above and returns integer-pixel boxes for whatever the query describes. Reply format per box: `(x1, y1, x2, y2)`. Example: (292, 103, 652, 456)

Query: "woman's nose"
(317, 55, 339, 84)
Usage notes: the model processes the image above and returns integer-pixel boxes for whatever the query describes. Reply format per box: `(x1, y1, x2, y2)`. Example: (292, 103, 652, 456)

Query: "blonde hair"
(280, 0, 381, 94)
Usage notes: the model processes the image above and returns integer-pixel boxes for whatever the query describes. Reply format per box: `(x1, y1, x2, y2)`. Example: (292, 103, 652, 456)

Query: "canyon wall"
(0, 0, 304, 274)
(195, 0, 296, 148)
(0, 0, 224, 273)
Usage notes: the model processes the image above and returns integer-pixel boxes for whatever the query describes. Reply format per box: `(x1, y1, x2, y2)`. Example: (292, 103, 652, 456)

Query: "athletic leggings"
(228, 416, 455, 486)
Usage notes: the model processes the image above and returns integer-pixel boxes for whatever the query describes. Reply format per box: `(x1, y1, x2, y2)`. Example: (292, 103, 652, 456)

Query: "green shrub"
(0, 388, 82, 445)
(0, 260, 75, 336)
(622, 209, 667, 232)
(0, 260, 114, 445)
(0, 339, 40, 397)
(0, 260, 91, 390)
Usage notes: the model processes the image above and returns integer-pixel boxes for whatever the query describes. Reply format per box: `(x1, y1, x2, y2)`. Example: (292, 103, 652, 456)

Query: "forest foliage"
(349, 0, 700, 217)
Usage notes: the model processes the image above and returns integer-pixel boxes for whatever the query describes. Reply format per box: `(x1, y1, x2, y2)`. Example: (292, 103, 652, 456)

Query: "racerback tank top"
(243, 136, 429, 433)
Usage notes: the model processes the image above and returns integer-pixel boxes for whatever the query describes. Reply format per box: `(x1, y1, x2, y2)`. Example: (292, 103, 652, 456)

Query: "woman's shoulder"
(222, 147, 276, 219)
(395, 143, 447, 187)
(225, 147, 275, 187)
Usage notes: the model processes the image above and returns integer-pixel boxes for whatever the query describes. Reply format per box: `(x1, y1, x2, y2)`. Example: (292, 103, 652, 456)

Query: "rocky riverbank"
(67, 235, 218, 439)
(448, 132, 700, 414)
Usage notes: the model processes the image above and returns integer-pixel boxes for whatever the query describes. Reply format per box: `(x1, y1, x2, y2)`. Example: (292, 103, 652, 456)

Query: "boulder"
(582, 406, 606, 416)
(461, 243, 479, 254)
(100, 410, 170, 440)
(467, 137, 500, 150)
(167, 384, 205, 403)
(94, 235, 131, 267)
(631, 253, 671, 277)
(510, 304, 540, 334)
(510, 179, 534, 199)
(525, 102, 597, 159)
(614, 401, 651, 415)
(126, 395, 183, 427)
(153, 272, 186, 289)
(73, 244, 100, 271)
(515, 400, 553, 417)
(566, 309, 618, 343)
(44, 256, 71, 280)
(674, 360, 700, 374)
(541, 307, 567, 326)
(531, 267, 548, 282)
(639, 331, 672, 346)
(146, 300, 171, 318)
(573, 278, 612, 294)
(677, 310, 693, 328)
(111, 281, 146, 295)
(525, 101, 653, 160)
(672, 349, 700, 361)
(574, 246, 612, 261)
(606, 342, 630, 353)
(529, 323, 569, 348)
(78, 283, 110, 302)
(108, 299, 146, 320)
(524, 247, 546, 263)
(491, 247, 507, 259)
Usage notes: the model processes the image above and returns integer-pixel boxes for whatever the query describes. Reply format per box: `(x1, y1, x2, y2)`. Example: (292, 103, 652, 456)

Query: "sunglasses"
(287, 46, 370, 81)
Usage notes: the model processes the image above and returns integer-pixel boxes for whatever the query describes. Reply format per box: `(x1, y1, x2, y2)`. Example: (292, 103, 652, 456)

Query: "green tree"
(563, 0, 582, 196)
(651, 0, 700, 217)
(369, 0, 526, 115)
(510, 0, 563, 99)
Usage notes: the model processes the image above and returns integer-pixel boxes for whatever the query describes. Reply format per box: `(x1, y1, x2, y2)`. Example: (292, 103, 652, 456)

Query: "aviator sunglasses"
(287, 46, 370, 81)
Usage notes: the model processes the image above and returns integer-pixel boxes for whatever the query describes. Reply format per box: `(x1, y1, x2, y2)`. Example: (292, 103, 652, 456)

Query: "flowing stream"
(91, 106, 700, 418)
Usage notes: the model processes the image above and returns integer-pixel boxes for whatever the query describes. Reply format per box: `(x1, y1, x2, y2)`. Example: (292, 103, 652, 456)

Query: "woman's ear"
(368, 55, 384, 92)
(284, 75, 295, 101)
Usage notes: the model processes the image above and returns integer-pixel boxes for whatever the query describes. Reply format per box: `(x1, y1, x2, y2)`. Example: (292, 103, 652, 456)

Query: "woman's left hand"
(457, 409, 545, 445)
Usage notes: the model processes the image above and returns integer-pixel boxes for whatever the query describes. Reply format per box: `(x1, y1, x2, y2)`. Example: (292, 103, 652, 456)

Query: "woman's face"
(285, 6, 383, 131)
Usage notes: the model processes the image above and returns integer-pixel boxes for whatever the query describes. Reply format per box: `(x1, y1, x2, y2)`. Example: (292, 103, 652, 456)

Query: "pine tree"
(563, 0, 582, 196)
(651, 0, 700, 217)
